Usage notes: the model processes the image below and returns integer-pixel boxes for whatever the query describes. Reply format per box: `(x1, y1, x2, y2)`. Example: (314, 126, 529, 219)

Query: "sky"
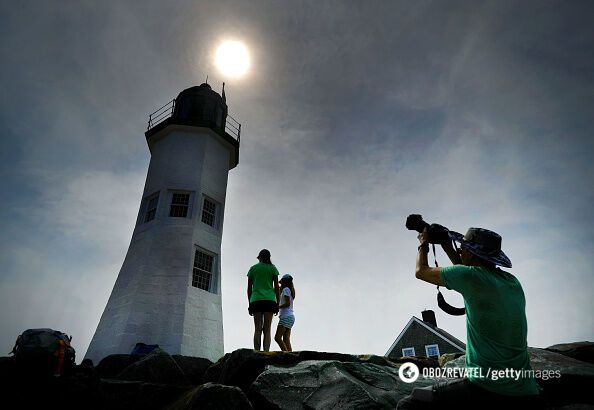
(0, 1, 593, 361)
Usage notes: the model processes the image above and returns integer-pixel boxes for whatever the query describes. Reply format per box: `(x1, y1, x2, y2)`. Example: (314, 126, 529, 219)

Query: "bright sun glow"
(215, 40, 250, 78)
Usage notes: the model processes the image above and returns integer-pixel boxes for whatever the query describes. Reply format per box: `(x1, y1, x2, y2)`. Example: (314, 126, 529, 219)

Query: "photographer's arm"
(442, 241, 462, 265)
(415, 232, 445, 286)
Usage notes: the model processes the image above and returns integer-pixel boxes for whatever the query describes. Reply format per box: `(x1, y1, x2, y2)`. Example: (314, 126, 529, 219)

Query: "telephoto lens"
(405, 214, 450, 244)
(405, 214, 430, 233)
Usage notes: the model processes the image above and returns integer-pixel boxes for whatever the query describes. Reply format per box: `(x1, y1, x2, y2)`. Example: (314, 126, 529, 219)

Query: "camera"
(405, 214, 450, 244)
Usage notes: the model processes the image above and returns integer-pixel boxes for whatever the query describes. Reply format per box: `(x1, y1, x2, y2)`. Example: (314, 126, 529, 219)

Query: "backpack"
(11, 328, 76, 377)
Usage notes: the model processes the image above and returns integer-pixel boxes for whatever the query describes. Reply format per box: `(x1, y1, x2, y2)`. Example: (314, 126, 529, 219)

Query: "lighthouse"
(85, 83, 240, 363)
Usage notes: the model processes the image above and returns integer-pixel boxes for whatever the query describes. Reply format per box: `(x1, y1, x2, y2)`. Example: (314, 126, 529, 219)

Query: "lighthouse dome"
(173, 83, 228, 129)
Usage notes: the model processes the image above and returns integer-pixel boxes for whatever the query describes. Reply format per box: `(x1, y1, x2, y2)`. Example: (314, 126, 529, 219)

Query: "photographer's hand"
(417, 230, 429, 246)
(415, 228, 445, 286)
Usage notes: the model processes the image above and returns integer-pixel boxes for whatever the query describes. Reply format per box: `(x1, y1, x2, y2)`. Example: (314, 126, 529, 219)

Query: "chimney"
(422, 310, 437, 327)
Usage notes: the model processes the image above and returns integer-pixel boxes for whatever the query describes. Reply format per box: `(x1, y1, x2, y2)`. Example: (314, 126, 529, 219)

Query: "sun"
(215, 40, 250, 78)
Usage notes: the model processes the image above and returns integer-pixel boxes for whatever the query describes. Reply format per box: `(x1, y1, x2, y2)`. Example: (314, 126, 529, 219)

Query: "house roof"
(385, 316, 466, 356)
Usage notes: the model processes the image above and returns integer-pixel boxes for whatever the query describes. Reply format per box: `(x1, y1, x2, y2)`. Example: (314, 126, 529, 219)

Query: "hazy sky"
(1, 1, 593, 361)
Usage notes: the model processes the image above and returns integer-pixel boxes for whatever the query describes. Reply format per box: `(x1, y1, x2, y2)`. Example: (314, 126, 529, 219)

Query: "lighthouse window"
(144, 193, 159, 223)
(201, 197, 218, 228)
(192, 249, 214, 292)
(169, 193, 190, 217)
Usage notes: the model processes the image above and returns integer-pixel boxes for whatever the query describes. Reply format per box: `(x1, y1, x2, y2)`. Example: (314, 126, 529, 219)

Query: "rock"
(100, 379, 143, 410)
(137, 382, 193, 410)
(203, 348, 413, 392)
(172, 355, 212, 385)
(100, 379, 189, 410)
(528, 348, 594, 407)
(96, 354, 143, 379)
(166, 382, 253, 410)
(249, 360, 437, 410)
(0, 356, 16, 383)
(443, 348, 594, 407)
(61, 363, 103, 409)
(116, 348, 191, 386)
(2, 345, 591, 409)
(546, 342, 594, 365)
(439, 353, 463, 368)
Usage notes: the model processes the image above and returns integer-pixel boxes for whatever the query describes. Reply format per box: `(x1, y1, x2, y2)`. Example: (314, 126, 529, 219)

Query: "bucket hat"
(448, 228, 512, 268)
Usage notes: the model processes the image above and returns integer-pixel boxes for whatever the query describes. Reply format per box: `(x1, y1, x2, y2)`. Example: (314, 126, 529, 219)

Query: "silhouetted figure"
(275, 274, 296, 351)
(247, 249, 280, 351)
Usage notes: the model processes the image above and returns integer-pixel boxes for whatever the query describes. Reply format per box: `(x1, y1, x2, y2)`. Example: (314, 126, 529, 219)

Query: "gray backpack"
(11, 328, 76, 376)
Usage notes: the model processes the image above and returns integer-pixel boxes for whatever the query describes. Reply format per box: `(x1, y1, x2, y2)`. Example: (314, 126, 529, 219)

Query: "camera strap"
(437, 289, 466, 316)
(435, 240, 466, 316)
(432, 244, 439, 267)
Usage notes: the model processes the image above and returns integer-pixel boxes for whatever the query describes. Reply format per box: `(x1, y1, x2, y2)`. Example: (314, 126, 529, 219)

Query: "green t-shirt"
(441, 265, 539, 396)
(247, 262, 279, 303)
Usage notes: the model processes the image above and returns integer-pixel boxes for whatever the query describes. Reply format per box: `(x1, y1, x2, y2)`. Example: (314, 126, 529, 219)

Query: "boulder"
(98, 379, 143, 410)
(203, 348, 426, 392)
(96, 354, 143, 379)
(136, 382, 193, 410)
(249, 360, 437, 410)
(0, 356, 16, 383)
(546, 342, 594, 365)
(171, 355, 212, 385)
(439, 352, 464, 368)
(443, 347, 594, 407)
(166, 382, 253, 410)
(100, 379, 189, 410)
(116, 348, 191, 386)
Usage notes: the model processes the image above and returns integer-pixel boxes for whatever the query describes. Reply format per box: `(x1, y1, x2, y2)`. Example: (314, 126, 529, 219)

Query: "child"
(274, 274, 295, 351)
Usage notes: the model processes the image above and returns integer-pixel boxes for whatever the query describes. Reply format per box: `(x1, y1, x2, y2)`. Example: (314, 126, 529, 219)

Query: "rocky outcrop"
(249, 359, 437, 410)
(116, 349, 191, 385)
(203, 348, 437, 392)
(443, 347, 594, 407)
(95, 354, 143, 379)
(546, 342, 594, 365)
(438, 352, 464, 368)
(2, 343, 593, 409)
(166, 382, 252, 410)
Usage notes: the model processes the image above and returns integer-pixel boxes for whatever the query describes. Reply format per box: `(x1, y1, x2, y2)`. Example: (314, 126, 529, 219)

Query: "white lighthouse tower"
(85, 83, 240, 363)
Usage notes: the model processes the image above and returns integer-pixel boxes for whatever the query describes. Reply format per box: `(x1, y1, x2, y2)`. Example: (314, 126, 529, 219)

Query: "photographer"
(397, 223, 543, 409)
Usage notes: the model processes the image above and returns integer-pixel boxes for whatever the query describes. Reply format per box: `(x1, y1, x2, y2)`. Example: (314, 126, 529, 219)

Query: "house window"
(169, 192, 190, 217)
(402, 347, 416, 357)
(425, 344, 440, 358)
(201, 197, 218, 228)
(192, 249, 215, 292)
(144, 193, 159, 223)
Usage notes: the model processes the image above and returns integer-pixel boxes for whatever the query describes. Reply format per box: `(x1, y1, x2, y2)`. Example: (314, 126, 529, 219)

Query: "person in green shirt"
(397, 227, 544, 409)
(247, 249, 280, 351)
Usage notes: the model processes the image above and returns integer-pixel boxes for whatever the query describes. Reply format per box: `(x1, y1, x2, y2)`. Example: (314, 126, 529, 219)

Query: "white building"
(85, 83, 240, 364)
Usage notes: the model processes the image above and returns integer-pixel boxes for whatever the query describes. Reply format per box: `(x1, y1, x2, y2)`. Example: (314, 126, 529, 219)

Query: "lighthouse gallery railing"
(147, 99, 241, 142)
